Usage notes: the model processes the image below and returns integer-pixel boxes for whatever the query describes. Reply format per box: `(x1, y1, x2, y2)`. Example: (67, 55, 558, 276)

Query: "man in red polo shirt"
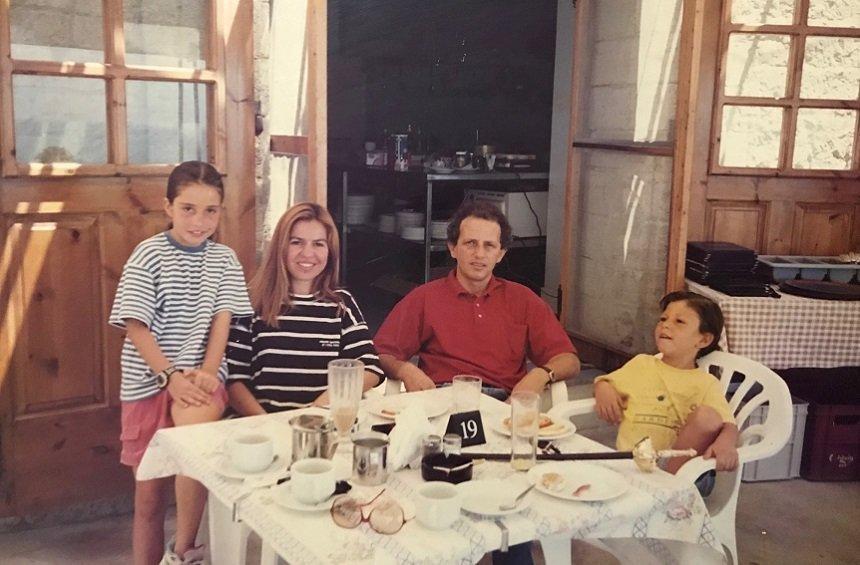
(376, 200, 580, 399)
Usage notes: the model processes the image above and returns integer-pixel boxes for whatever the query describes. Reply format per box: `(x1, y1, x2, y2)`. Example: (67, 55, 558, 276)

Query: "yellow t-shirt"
(595, 354, 735, 451)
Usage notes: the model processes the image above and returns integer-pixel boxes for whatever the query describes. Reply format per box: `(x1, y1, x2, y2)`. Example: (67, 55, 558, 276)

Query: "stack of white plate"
(378, 213, 396, 234)
(401, 226, 425, 242)
(395, 210, 424, 232)
(346, 194, 374, 225)
(430, 220, 449, 240)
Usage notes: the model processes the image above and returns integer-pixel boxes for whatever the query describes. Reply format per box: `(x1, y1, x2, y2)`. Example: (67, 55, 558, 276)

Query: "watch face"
(156, 372, 168, 389)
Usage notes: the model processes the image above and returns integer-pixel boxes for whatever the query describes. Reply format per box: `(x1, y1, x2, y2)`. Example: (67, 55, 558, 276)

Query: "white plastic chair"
(545, 351, 793, 565)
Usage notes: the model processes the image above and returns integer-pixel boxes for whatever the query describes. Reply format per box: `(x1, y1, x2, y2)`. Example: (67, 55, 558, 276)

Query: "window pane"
(808, 0, 860, 28)
(719, 105, 783, 168)
(793, 109, 856, 170)
(13, 76, 107, 164)
(800, 37, 860, 101)
(10, 0, 103, 63)
(731, 0, 795, 25)
(124, 0, 207, 68)
(127, 81, 207, 163)
(725, 34, 791, 98)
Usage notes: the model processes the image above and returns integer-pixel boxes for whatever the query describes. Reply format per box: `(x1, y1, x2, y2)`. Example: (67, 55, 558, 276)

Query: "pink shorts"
(120, 385, 228, 467)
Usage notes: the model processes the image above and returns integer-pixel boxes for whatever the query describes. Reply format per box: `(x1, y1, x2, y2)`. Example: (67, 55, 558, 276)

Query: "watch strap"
(539, 365, 556, 383)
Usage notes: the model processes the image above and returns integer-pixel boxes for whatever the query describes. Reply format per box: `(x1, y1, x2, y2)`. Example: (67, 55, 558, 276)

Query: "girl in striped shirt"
(110, 161, 253, 565)
(226, 202, 383, 415)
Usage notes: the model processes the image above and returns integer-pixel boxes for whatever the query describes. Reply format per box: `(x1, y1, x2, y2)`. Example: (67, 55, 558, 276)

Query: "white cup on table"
(415, 481, 461, 530)
(227, 433, 274, 473)
(452, 375, 482, 413)
(291, 458, 336, 504)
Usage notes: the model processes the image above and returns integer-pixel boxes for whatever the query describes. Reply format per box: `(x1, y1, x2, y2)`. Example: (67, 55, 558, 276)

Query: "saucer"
(214, 454, 281, 480)
(272, 483, 335, 512)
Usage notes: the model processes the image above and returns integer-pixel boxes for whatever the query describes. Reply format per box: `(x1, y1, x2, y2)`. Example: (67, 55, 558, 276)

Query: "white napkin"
(387, 403, 432, 471)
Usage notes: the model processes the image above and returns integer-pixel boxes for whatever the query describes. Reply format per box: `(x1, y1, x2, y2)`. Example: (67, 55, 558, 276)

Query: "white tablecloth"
(138, 389, 720, 564)
(687, 280, 860, 370)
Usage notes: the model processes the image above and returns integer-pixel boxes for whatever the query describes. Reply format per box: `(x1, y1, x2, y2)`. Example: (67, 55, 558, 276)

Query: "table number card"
(445, 410, 486, 447)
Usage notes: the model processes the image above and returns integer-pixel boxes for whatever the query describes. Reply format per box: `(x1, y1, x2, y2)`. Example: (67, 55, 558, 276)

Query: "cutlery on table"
(499, 484, 535, 511)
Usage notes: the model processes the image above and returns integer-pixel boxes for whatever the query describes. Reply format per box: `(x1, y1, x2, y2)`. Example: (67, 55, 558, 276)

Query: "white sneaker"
(160, 538, 206, 565)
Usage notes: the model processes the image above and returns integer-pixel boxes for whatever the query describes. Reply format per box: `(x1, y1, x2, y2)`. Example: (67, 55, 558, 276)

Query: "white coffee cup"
(291, 458, 336, 504)
(227, 433, 274, 473)
(415, 481, 461, 530)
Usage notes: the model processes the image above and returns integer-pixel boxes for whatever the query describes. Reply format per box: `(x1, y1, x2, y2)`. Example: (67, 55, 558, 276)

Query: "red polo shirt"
(374, 271, 576, 391)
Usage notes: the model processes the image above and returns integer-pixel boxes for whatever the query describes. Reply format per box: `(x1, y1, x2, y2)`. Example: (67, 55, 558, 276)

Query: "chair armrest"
(384, 378, 404, 396)
(676, 437, 772, 484)
(547, 398, 597, 422)
(675, 455, 717, 483)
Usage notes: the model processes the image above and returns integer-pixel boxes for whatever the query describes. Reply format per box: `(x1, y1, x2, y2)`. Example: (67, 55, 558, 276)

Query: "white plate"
(457, 479, 531, 517)
(489, 414, 576, 440)
(214, 454, 283, 480)
(365, 396, 450, 420)
(526, 462, 628, 502)
(272, 483, 334, 512)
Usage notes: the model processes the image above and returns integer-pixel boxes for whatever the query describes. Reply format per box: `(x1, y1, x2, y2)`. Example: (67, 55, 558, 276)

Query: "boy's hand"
(594, 380, 625, 424)
(167, 370, 211, 407)
(703, 436, 739, 471)
(187, 369, 221, 394)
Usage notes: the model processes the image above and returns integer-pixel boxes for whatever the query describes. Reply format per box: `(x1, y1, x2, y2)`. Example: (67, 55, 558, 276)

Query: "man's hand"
(703, 433, 739, 471)
(167, 370, 211, 408)
(402, 371, 436, 392)
(594, 380, 625, 424)
(187, 368, 221, 394)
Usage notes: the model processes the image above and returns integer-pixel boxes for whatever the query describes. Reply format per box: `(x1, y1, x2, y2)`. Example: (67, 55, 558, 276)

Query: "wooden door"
(682, 0, 860, 283)
(0, 0, 254, 515)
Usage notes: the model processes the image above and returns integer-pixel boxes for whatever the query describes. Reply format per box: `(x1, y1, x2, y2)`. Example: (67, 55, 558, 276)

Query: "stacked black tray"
(686, 242, 777, 297)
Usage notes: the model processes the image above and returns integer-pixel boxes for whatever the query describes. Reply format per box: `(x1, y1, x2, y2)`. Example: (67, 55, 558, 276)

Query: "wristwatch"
(155, 366, 179, 390)
(540, 365, 556, 384)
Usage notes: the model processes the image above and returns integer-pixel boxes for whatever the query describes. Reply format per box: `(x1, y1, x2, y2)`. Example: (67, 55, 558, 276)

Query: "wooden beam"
(221, 0, 256, 274)
(780, 0, 810, 171)
(306, 0, 327, 204)
(104, 0, 127, 165)
(667, 0, 709, 292)
(270, 135, 309, 155)
(559, 0, 591, 329)
(11, 60, 218, 82)
(726, 24, 860, 37)
(0, 0, 15, 176)
(571, 139, 674, 157)
(209, 0, 226, 172)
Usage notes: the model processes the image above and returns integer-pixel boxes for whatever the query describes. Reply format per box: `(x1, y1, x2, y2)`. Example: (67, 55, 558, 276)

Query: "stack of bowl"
(430, 220, 449, 241)
(395, 209, 424, 233)
(345, 194, 374, 225)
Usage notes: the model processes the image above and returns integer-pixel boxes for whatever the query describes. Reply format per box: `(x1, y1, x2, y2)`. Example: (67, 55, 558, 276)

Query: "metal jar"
(289, 414, 335, 463)
(351, 431, 389, 486)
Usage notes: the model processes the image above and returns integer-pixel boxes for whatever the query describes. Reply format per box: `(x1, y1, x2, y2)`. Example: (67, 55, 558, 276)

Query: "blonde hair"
(250, 203, 342, 326)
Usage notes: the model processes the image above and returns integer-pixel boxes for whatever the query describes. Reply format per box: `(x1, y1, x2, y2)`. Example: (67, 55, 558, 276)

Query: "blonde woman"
(226, 203, 383, 414)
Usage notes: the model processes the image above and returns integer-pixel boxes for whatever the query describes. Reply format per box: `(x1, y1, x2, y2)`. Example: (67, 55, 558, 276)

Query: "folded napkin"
(387, 403, 432, 471)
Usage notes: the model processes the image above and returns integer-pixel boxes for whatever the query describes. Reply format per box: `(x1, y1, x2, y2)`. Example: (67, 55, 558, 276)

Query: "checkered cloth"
(687, 280, 860, 370)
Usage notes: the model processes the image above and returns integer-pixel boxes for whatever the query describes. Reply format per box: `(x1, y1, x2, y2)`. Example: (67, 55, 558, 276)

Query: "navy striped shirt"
(109, 232, 253, 401)
(226, 290, 383, 411)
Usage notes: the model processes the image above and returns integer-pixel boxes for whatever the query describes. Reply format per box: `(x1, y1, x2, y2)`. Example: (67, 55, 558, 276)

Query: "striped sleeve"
(227, 314, 254, 382)
(339, 291, 383, 384)
(214, 250, 253, 316)
(109, 263, 156, 329)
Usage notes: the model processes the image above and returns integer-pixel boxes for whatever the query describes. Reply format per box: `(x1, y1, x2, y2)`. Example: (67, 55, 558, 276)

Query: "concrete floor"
(0, 477, 857, 564)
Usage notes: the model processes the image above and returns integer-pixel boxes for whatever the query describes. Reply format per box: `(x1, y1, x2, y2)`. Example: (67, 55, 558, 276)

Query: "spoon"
(499, 484, 535, 511)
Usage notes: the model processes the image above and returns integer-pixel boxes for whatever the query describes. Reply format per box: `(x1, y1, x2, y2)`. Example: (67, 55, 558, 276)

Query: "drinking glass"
(509, 391, 539, 471)
(451, 375, 482, 413)
(328, 359, 364, 454)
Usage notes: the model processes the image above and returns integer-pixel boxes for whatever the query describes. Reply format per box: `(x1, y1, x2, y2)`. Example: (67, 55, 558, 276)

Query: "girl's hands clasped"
(167, 370, 212, 408)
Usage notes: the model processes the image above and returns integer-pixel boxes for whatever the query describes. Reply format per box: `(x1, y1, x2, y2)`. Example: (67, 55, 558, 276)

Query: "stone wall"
(560, 0, 681, 355)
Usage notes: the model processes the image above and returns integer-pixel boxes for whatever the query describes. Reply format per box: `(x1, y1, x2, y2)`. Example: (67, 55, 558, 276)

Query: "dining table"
(137, 388, 722, 564)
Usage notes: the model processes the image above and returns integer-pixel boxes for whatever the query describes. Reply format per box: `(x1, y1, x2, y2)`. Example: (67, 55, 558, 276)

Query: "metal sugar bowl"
(289, 414, 335, 463)
(351, 430, 389, 486)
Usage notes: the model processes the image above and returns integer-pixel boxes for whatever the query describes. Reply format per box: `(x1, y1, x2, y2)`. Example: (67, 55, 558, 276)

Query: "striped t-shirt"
(109, 232, 253, 402)
(226, 290, 383, 411)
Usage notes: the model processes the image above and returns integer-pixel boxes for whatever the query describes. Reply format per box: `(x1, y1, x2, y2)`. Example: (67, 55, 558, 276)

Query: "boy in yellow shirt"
(594, 291, 739, 474)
